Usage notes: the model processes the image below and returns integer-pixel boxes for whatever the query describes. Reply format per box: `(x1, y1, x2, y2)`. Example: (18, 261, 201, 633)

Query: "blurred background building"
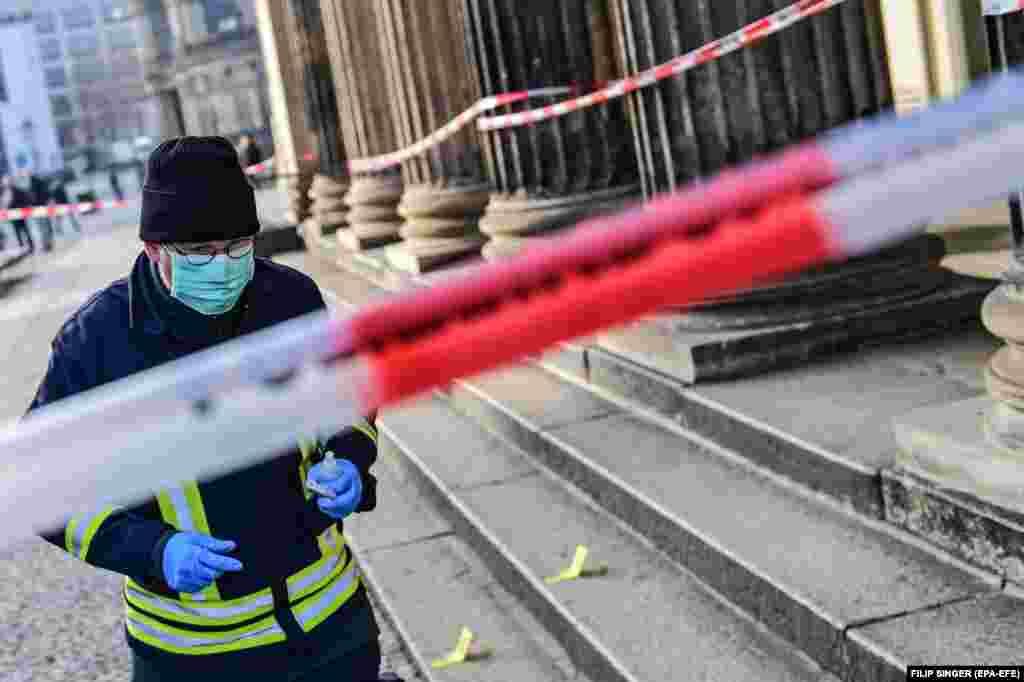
(26, 0, 155, 173)
(140, 0, 272, 155)
(0, 11, 61, 177)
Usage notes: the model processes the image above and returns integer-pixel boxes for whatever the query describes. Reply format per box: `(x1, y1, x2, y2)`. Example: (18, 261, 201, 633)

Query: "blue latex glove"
(162, 532, 244, 593)
(307, 455, 363, 520)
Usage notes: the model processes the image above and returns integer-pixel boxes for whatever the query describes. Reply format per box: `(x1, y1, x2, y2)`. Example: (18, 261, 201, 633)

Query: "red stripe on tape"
(654, 64, 676, 80)
(744, 17, 774, 39)
(363, 194, 834, 409)
(696, 45, 720, 64)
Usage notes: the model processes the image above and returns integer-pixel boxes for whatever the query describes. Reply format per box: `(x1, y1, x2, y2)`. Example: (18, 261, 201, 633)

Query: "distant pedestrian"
(109, 167, 124, 201)
(1, 174, 35, 253)
(237, 134, 263, 171)
(28, 171, 55, 250)
(50, 172, 81, 234)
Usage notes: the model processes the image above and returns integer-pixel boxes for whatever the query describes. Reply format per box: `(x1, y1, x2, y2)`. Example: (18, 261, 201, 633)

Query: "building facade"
(0, 11, 61, 176)
(30, 0, 156, 164)
(142, 0, 271, 148)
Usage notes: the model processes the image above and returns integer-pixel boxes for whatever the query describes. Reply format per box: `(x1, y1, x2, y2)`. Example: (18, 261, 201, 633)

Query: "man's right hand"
(161, 532, 244, 593)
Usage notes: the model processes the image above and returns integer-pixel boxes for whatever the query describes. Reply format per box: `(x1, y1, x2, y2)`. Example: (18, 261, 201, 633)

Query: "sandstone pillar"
(282, 0, 351, 252)
(320, 0, 403, 252)
(375, 0, 490, 273)
(464, 0, 641, 260)
(595, 0, 993, 383)
(255, 0, 316, 228)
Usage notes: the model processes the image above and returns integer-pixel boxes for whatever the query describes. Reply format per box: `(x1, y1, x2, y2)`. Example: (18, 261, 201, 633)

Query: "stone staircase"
(279, 245, 1024, 682)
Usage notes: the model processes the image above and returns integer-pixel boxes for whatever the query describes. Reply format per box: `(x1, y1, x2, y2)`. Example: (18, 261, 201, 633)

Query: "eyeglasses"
(165, 238, 254, 265)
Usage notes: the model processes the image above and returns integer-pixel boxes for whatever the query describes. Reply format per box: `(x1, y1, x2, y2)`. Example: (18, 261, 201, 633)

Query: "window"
(35, 12, 57, 35)
(45, 66, 67, 89)
(61, 5, 96, 31)
(107, 26, 138, 50)
(66, 33, 100, 57)
(50, 95, 73, 118)
(72, 59, 107, 84)
(39, 38, 62, 62)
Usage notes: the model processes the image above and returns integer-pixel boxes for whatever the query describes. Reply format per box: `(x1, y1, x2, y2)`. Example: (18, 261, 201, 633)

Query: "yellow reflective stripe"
(300, 459, 313, 502)
(124, 556, 359, 652)
(125, 609, 285, 656)
(77, 505, 117, 561)
(182, 482, 213, 535)
(124, 583, 275, 628)
(156, 484, 221, 602)
(287, 545, 348, 604)
(298, 438, 319, 461)
(64, 517, 80, 556)
(156, 491, 179, 529)
(125, 577, 273, 615)
(352, 419, 377, 444)
(181, 482, 221, 602)
(63, 506, 118, 561)
(122, 543, 350, 630)
(295, 563, 361, 633)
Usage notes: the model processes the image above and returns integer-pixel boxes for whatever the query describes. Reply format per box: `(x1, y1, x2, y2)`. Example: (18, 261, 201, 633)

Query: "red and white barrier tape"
(983, 0, 1024, 15)
(0, 199, 129, 221)
(346, 88, 571, 174)
(477, 0, 846, 132)
(244, 157, 275, 175)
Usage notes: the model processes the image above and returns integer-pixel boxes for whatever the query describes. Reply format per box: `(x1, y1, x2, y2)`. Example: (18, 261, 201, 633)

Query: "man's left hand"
(308, 457, 363, 520)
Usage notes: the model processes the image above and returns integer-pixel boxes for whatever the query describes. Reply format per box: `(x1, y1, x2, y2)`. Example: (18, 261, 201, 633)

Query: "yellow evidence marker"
(430, 627, 493, 669)
(544, 545, 608, 585)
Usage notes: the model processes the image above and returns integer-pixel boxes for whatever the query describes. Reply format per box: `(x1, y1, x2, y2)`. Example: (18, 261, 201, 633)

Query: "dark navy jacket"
(27, 253, 378, 676)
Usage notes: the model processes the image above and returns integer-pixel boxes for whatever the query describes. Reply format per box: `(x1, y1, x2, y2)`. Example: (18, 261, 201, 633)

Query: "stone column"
(594, 0, 993, 383)
(464, 0, 640, 260)
(320, 0, 403, 252)
(286, 0, 348, 246)
(254, 0, 316, 227)
(375, 0, 490, 273)
(980, 10, 1024, 451)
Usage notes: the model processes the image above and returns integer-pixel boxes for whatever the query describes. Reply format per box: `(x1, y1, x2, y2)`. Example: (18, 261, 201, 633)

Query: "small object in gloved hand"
(307, 452, 363, 520)
(306, 452, 339, 498)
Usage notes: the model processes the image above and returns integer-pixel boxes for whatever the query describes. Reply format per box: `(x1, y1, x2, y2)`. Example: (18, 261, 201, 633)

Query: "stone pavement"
(0, 203, 416, 681)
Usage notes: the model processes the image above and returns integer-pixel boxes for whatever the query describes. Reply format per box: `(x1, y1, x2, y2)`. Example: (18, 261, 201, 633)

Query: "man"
(1, 174, 34, 252)
(238, 134, 263, 170)
(110, 166, 124, 201)
(49, 171, 81, 234)
(27, 137, 383, 682)
(26, 171, 55, 249)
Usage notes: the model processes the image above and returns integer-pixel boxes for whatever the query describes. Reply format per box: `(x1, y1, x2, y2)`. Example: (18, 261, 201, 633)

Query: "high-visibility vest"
(62, 420, 375, 656)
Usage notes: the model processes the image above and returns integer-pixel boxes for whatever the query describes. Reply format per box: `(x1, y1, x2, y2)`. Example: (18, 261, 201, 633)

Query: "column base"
(888, 396, 1024, 581)
(341, 176, 403, 252)
(283, 168, 314, 225)
(389, 184, 490, 272)
(308, 174, 349, 237)
(478, 185, 638, 260)
(598, 271, 994, 384)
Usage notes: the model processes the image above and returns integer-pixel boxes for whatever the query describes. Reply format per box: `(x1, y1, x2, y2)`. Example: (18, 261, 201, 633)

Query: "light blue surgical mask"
(165, 250, 255, 316)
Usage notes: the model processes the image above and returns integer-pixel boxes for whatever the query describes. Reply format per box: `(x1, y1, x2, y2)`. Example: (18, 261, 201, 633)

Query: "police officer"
(27, 137, 382, 682)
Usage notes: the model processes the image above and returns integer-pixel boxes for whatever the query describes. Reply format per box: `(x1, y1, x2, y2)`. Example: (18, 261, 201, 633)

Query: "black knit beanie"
(139, 136, 259, 243)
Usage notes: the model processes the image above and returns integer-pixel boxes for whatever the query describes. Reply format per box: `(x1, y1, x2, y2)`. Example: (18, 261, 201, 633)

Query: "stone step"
(379, 396, 840, 682)
(536, 331, 1024, 589)
(444, 364, 1024, 680)
(281, 247, 1024, 668)
(344, 439, 580, 682)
